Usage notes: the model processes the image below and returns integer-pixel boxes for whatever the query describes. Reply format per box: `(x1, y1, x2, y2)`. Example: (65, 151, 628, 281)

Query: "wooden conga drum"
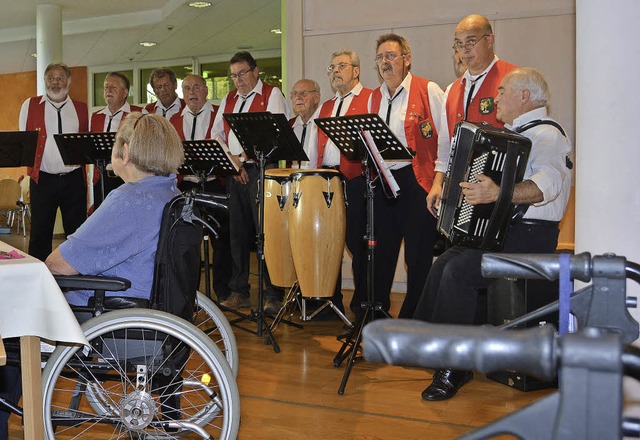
(264, 168, 297, 287)
(288, 169, 346, 298)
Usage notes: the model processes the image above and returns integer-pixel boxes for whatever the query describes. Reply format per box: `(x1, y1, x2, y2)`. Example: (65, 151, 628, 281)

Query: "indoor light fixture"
(188, 1, 212, 8)
(139, 41, 157, 47)
(270, 28, 282, 34)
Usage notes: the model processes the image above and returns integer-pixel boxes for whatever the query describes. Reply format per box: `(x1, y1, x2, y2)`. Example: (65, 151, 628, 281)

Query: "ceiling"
(0, 0, 282, 75)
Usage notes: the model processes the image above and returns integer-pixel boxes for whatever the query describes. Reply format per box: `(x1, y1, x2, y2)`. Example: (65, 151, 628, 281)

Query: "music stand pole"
(333, 154, 391, 395)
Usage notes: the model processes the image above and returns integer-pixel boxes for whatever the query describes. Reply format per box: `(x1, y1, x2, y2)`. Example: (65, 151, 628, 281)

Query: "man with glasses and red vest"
(19, 62, 89, 261)
(210, 51, 290, 313)
(144, 67, 186, 120)
(170, 74, 231, 303)
(90, 72, 143, 209)
(316, 49, 373, 319)
(426, 14, 518, 217)
(368, 34, 444, 319)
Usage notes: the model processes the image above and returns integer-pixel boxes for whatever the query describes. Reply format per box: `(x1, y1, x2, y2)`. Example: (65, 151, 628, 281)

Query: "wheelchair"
(7, 192, 241, 439)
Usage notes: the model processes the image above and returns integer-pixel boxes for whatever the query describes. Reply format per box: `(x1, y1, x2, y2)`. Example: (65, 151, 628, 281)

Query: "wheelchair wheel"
(194, 291, 239, 377)
(42, 309, 240, 440)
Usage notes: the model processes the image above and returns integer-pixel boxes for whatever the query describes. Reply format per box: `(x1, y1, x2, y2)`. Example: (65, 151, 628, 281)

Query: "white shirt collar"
(333, 82, 364, 100)
(462, 55, 499, 83)
(506, 107, 549, 131)
(380, 72, 413, 100)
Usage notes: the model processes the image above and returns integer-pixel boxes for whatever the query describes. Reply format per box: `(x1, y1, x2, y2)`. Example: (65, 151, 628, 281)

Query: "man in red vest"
(427, 14, 518, 217)
(368, 34, 444, 320)
(170, 74, 231, 302)
(316, 49, 373, 319)
(210, 52, 290, 313)
(144, 68, 186, 120)
(18, 62, 88, 261)
(90, 72, 143, 208)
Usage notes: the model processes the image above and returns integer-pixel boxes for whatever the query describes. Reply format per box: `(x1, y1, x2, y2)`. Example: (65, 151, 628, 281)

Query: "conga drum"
(264, 168, 297, 287)
(288, 169, 346, 298)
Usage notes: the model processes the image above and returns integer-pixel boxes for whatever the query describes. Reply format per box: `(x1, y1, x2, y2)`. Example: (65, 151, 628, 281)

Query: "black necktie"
(162, 103, 176, 118)
(386, 88, 403, 125)
(300, 123, 308, 146)
(190, 111, 202, 141)
(238, 92, 255, 113)
(464, 73, 487, 120)
(51, 101, 67, 134)
(106, 110, 122, 132)
(334, 92, 352, 117)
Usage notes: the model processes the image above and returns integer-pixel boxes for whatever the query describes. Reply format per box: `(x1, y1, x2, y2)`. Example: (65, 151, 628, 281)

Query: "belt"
(40, 169, 81, 177)
(513, 218, 560, 229)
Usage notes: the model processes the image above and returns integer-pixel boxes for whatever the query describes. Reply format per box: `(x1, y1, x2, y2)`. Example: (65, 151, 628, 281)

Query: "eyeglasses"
(290, 90, 318, 98)
(327, 62, 355, 73)
(452, 34, 490, 51)
(374, 52, 405, 64)
(229, 67, 255, 79)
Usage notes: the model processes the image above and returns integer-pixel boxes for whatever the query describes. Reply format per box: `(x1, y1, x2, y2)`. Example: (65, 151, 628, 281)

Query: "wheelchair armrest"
(54, 275, 131, 292)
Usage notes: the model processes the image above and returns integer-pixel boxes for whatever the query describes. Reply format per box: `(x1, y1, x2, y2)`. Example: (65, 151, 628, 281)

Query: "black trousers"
(345, 176, 368, 315)
(413, 222, 560, 324)
(373, 166, 436, 318)
(29, 168, 87, 261)
(227, 165, 282, 300)
(179, 178, 232, 302)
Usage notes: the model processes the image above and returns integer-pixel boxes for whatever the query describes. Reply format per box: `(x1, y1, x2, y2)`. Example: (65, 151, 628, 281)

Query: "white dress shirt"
(19, 95, 81, 174)
(180, 101, 216, 141)
(506, 107, 572, 222)
(152, 96, 183, 120)
(91, 102, 138, 132)
(321, 82, 365, 167)
(210, 79, 291, 156)
(291, 108, 320, 169)
(372, 72, 444, 170)
(435, 56, 500, 174)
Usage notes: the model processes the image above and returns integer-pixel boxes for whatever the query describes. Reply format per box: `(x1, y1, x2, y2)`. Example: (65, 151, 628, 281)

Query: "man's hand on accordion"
(459, 174, 499, 205)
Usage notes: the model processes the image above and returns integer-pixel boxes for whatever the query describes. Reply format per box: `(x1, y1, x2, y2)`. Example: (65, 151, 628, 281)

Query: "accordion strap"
(515, 119, 566, 137)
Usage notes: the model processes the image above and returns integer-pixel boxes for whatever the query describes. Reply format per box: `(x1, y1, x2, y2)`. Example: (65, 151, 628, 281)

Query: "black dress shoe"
(421, 369, 473, 401)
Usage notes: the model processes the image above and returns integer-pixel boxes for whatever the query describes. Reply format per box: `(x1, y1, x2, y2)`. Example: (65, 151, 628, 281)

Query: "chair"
(0, 179, 21, 234)
(16, 176, 31, 237)
(2, 192, 241, 439)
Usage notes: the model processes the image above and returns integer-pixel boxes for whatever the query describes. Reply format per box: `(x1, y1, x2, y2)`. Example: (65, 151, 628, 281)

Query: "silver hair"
(505, 67, 550, 107)
(330, 49, 361, 67)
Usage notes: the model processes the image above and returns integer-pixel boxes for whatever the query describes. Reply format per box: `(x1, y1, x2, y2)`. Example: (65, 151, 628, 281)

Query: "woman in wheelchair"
(45, 112, 184, 306)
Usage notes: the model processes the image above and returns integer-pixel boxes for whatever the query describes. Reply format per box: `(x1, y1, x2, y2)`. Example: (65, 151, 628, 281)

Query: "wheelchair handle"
(481, 252, 593, 282)
(363, 320, 557, 381)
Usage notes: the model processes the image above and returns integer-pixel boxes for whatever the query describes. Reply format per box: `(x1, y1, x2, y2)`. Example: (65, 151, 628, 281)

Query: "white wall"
(285, 0, 576, 291)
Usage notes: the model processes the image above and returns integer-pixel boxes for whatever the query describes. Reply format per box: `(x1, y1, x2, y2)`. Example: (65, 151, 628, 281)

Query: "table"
(0, 241, 88, 440)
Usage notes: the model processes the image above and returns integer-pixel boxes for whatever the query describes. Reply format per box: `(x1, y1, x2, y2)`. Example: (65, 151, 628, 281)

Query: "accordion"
(437, 121, 532, 251)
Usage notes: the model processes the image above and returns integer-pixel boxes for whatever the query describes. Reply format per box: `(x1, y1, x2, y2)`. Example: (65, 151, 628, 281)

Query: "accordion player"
(437, 121, 531, 251)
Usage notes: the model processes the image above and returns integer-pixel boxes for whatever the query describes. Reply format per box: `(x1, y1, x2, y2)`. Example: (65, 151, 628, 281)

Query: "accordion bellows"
(437, 121, 531, 251)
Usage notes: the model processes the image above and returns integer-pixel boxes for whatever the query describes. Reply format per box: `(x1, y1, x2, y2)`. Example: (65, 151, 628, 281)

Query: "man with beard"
(170, 74, 232, 302)
(18, 62, 89, 261)
(368, 34, 444, 319)
(144, 67, 186, 119)
(90, 72, 144, 208)
(315, 49, 373, 318)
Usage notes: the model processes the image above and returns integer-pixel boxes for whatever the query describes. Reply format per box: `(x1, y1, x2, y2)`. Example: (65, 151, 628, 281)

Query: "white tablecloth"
(0, 241, 88, 346)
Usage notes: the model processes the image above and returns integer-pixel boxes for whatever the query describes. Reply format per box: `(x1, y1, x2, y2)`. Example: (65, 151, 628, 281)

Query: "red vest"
(445, 59, 518, 139)
(316, 88, 373, 180)
(90, 105, 144, 132)
(222, 83, 275, 141)
(169, 105, 219, 141)
(25, 96, 89, 183)
(144, 98, 186, 116)
(371, 76, 439, 193)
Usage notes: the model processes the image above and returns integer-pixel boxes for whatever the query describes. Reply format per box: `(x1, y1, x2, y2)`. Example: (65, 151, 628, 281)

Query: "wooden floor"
(2, 229, 553, 439)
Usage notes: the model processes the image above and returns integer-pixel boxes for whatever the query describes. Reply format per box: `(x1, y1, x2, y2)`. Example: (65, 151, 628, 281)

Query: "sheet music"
(362, 130, 400, 198)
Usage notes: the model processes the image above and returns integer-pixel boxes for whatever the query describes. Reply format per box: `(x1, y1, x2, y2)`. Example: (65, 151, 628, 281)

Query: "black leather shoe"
(421, 369, 473, 401)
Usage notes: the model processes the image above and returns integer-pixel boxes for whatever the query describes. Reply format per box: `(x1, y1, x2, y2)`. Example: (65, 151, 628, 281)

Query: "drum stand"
(220, 112, 310, 352)
(333, 156, 391, 394)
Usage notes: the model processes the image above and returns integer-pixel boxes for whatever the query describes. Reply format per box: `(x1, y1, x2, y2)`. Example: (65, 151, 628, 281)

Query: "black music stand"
(180, 139, 239, 303)
(54, 132, 115, 207)
(0, 131, 37, 169)
(315, 113, 413, 394)
(223, 111, 308, 353)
